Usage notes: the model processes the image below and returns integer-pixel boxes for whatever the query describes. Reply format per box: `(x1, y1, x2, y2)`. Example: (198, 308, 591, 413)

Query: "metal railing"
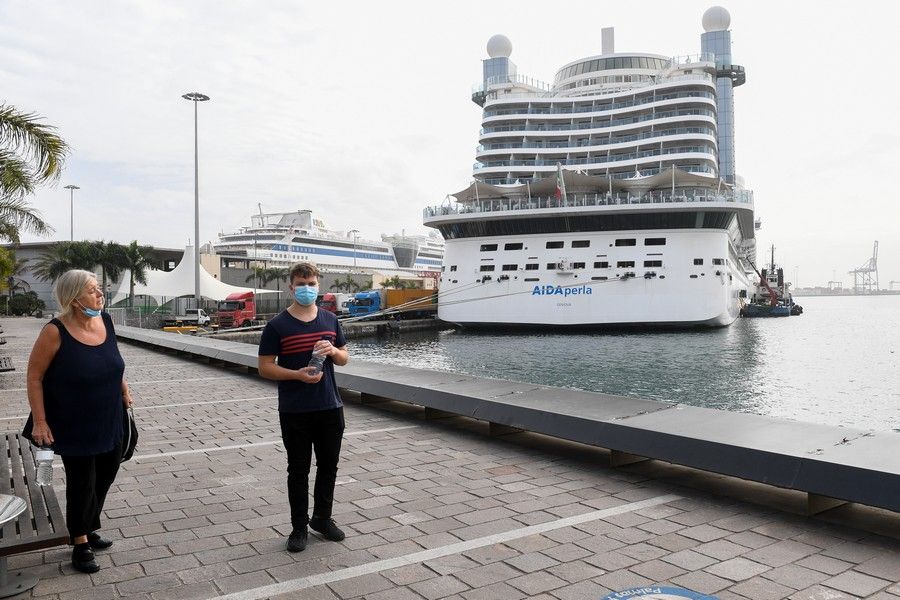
(475, 147, 716, 171)
(478, 127, 715, 153)
(482, 91, 715, 118)
(481, 109, 716, 135)
(423, 187, 753, 219)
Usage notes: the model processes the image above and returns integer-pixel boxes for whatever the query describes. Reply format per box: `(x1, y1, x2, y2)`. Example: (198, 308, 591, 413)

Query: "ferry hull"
(437, 230, 749, 328)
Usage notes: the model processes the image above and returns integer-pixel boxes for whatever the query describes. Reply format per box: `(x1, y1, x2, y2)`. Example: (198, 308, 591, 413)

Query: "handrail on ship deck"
(423, 188, 753, 219)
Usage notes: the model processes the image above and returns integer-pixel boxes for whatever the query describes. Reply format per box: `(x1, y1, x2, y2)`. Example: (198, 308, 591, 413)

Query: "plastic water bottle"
(306, 337, 329, 375)
(34, 446, 55, 487)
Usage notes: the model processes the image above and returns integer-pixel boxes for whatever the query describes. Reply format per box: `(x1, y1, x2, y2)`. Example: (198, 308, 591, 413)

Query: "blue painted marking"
(602, 588, 718, 600)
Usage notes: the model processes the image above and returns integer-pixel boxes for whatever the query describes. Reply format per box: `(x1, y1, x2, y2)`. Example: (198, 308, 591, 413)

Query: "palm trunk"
(129, 272, 135, 308)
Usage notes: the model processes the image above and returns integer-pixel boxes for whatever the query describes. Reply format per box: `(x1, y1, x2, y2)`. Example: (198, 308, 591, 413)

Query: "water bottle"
(306, 336, 329, 375)
(34, 446, 55, 487)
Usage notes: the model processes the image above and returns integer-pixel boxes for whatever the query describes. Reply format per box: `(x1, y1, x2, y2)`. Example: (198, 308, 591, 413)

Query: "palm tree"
(1, 104, 67, 240)
(330, 274, 361, 294)
(380, 275, 408, 289)
(5, 255, 31, 296)
(33, 241, 98, 282)
(122, 241, 155, 307)
(93, 241, 127, 301)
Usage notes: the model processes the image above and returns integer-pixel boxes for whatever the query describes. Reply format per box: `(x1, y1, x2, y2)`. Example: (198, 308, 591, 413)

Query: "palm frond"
(0, 197, 52, 237)
(0, 104, 69, 183)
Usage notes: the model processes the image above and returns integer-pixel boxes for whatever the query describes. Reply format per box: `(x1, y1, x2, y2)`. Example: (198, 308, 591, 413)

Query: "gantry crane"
(849, 241, 878, 294)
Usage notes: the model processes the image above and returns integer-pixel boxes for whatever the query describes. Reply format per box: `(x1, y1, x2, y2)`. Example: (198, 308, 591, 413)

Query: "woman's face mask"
(293, 284, 318, 306)
(75, 282, 103, 317)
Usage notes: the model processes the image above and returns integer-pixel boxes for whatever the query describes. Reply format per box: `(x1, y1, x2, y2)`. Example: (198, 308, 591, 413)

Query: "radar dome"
(486, 34, 512, 58)
(702, 6, 731, 32)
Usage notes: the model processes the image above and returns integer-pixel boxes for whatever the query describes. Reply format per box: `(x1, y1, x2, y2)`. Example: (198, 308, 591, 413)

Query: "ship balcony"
(481, 93, 715, 123)
(473, 149, 718, 175)
(479, 110, 716, 139)
(476, 128, 716, 158)
(423, 188, 755, 236)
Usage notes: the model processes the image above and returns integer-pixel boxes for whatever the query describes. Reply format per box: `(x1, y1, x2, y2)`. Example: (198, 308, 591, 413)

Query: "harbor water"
(349, 295, 900, 431)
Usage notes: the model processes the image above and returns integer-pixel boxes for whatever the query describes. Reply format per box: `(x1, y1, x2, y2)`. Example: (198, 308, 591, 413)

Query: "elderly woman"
(25, 270, 133, 574)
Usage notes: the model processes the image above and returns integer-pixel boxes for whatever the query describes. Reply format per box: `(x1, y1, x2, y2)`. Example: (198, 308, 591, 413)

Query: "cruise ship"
(213, 209, 443, 274)
(423, 7, 757, 328)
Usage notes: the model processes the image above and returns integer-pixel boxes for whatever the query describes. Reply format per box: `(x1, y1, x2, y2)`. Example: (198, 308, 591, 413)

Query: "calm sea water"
(348, 295, 900, 431)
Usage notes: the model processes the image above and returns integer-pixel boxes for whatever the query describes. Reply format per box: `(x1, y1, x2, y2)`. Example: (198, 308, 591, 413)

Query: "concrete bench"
(115, 325, 900, 516)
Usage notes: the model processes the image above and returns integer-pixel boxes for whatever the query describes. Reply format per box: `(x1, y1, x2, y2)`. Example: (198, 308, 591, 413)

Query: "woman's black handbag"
(121, 407, 138, 462)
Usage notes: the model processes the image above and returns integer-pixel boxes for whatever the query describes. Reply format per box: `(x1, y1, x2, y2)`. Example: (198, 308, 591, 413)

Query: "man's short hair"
(290, 262, 321, 282)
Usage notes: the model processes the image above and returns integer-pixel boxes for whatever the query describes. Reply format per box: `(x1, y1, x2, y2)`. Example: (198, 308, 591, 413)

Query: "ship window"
(572, 262, 586, 269)
(644, 260, 663, 267)
(615, 239, 636, 246)
(504, 242, 523, 250)
(524, 278, 540, 282)
(690, 274, 698, 279)
(450, 265, 457, 271)
(693, 258, 703, 265)
(645, 238, 666, 246)
(594, 261, 609, 268)
(591, 276, 608, 281)
(546, 263, 557, 269)
(441, 266, 445, 272)
(525, 263, 539, 270)
(571, 240, 590, 248)
(480, 244, 498, 252)
(546, 241, 564, 249)
(479, 265, 495, 272)
(617, 261, 635, 268)
(712, 258, 724, 265)
(502, 264, 518, 271)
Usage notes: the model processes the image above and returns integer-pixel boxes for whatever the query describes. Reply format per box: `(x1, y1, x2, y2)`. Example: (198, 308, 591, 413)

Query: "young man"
(258, 262, 349, 552)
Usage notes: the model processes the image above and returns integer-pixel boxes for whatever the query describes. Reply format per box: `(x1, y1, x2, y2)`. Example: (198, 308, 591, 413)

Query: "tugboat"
(740, 246, 803, 318)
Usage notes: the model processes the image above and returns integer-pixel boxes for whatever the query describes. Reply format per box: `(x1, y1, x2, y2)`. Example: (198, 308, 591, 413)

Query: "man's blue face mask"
(293, 284, 318, 306)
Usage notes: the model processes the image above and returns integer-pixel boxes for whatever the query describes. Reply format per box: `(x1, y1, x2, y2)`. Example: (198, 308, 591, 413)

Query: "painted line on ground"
(0, 395, 280, 423)
(216, 494, 682, 600)
(132, 425, 419, 461)
(0, 375, 234, 394)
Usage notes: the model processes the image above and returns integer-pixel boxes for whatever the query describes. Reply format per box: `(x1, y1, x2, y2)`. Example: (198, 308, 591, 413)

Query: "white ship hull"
(438, 229, 750, 328)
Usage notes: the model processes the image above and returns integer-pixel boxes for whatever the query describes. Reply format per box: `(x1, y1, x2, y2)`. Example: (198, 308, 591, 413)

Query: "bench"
(0, 358, 12, 373)
(0, 433, 68, 597)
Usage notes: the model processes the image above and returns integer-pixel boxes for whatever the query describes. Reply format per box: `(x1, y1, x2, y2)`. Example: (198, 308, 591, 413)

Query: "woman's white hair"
(54, 269, 98, 317)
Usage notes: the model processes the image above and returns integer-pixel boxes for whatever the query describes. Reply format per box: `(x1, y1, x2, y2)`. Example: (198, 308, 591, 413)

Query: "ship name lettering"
(531, 285, 593, 297)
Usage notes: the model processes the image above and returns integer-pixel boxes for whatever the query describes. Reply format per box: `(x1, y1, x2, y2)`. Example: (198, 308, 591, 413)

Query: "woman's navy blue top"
(41, 313, 124, 456)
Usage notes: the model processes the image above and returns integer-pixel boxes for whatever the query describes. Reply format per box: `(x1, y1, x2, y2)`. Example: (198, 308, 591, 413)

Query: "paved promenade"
(1, 317, 899, 599)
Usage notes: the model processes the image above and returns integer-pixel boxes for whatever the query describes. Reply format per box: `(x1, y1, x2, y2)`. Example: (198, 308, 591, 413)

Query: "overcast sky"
(2, 0, 898, 288)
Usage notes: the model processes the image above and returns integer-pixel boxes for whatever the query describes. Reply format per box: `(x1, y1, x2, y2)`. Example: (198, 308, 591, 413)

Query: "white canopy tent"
(110, 245, 279, 304)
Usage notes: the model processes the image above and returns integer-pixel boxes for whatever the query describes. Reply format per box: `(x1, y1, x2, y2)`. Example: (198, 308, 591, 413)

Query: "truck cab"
(347, 291, 381, 317)
(216, 292, 256, 327)
(318, 293, 339, 314)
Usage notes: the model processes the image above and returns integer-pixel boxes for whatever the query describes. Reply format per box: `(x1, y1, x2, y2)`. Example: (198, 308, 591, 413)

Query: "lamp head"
(64, 185, 80, 190)
(181, 92, 210, 102)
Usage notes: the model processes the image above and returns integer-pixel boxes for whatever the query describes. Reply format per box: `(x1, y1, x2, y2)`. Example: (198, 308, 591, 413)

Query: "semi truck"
(216, 291, 257, 327)
(347, 289, 436, 319)
(318, 292, 354, 315)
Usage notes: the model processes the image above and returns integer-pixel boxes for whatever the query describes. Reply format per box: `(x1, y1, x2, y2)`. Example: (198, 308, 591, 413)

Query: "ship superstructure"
(424, 7, 757, 327)
(214, 209, 443, 274)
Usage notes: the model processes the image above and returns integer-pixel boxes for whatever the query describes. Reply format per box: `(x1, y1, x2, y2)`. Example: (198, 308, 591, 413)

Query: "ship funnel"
(602, 27, 615, 54)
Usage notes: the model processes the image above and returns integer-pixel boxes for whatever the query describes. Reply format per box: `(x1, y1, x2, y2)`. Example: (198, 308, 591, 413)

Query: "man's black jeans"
(279, 407, 344, 529)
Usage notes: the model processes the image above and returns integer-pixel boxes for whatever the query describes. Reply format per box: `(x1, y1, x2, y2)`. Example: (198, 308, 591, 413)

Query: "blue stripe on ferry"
(271, 244, 395, 261)
(415, 259, 443, 266)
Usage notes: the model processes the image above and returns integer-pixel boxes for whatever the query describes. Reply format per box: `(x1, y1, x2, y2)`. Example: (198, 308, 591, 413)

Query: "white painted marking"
(217, 494, 682, 600)
(0, 395, 279, 423)
(132, 425, 419, 461)
(0, 375, 233, 393)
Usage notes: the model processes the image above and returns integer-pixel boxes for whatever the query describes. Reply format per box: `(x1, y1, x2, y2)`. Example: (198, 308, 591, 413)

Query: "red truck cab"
(318, 293, 338, 314)
(216, 291, 256, 327)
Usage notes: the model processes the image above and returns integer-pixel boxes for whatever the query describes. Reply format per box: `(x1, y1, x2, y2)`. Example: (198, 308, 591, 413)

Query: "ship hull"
(437, 229, 750, 328)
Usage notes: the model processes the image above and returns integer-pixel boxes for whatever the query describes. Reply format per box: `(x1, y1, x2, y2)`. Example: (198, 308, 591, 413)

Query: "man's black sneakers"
(286, 528, 308, 552)
(87, 532, 113, 550)
(309, 517, 345, 542)
(72, 543, 100, 573)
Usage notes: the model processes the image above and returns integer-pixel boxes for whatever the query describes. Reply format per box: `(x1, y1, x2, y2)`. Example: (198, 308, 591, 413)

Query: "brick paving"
(1, 316, 899, 599)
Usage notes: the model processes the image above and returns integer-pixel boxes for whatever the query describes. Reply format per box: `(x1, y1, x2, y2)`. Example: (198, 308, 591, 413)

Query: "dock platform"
(0, 317, 897, 599)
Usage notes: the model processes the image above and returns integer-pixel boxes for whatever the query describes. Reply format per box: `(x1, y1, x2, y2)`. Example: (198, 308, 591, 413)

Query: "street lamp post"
(349, 229, 359, 271)
(63, 185, 79, 241)
(182, 92, 210, 307)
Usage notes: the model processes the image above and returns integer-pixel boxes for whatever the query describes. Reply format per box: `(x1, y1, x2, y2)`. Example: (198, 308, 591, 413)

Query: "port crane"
(849, 241, 879, 294)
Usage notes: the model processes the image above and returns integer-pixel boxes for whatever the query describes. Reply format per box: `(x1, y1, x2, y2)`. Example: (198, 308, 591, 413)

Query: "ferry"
(213, 209, 443, 274)
(424, 7, 758, 328)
